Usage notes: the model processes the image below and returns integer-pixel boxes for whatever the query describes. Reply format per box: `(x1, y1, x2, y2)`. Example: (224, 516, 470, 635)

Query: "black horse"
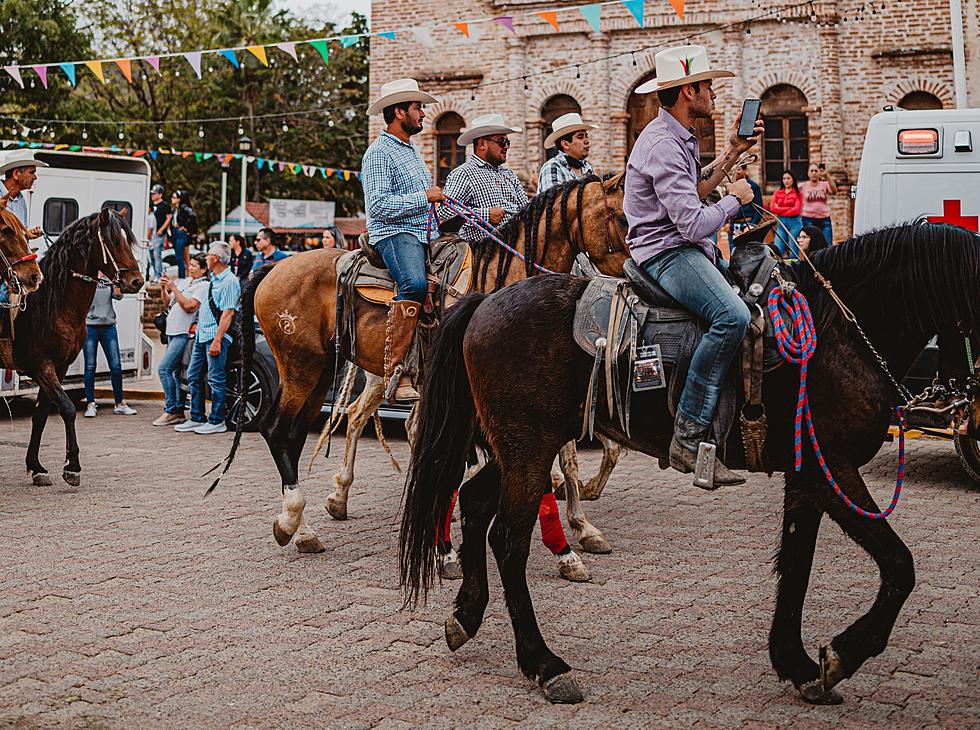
(399, 223, 979, 705)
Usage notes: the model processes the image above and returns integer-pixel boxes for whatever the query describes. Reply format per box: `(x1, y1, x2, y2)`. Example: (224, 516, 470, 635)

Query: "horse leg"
(327, 374, 384, 521)
(489, 458, 583, 704)
(26, 391, 52, 486)
(552, 441, 580, 500)
(579, 435, 622, 501)
(562, 459, 612, 555)
(32, 365, 81, 486)
(445, 460, 501, 650)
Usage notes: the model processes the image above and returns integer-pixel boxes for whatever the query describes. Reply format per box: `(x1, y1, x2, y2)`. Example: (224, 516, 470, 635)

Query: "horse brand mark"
(277, 310, 298, 335)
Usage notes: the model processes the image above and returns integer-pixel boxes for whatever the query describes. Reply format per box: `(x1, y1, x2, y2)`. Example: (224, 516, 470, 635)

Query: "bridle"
(70, 212, 138, 287)
(597, 174, 627, 255)
(0, 231, 39, 311)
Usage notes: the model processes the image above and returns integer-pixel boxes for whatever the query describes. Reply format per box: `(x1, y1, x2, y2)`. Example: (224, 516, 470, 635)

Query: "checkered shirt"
(361, 131, 432, 247)
(536, 153, 596, 193)
(440, 155, 530, 242)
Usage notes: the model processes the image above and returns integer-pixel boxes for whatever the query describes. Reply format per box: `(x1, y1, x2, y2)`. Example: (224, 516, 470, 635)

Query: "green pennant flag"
(308, 39, 329, 65)
(194, 152, 203, 162)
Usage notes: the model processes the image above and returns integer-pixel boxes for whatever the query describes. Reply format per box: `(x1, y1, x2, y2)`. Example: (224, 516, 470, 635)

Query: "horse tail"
(204, 264, 275, 496)
(307, 360, 358, 474)
(399, 292, 486, 606)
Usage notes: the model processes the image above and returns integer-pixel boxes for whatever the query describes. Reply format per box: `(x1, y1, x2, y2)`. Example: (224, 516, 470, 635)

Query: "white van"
(853, 107, 980, 234)
(0, 149, 154, 396)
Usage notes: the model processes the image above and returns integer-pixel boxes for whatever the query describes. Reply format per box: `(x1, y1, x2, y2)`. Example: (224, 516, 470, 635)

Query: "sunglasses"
(486, 137, 511, 148)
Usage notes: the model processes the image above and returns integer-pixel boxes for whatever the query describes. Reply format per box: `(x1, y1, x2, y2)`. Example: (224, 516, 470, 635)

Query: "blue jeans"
(374, 232, 427, 302)
(172, 229, 188, 278)
(187, 338, 229, 425)
(149, 234, 165, 279)
(774, 215, 803, 256)
(84, 324, 123, 404)
(157, 333, 189, 414)
(643, 246, 750, 428)
(801, 216, 833, 246)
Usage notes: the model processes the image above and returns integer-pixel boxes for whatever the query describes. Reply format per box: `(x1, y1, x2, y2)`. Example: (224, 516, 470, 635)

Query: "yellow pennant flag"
(246, 46, 269, 66)
(115, 59, 133, 83)
(85, 60, 106, 83)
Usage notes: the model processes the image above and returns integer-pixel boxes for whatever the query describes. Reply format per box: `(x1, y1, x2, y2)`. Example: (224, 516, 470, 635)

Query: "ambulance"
(0, 148, 154, 396)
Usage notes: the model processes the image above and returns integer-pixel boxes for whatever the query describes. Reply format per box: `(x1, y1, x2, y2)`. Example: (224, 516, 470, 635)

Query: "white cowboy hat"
(635, 45, 734, 94)
(0, 149, 49, 176)
(457, 114, 523, 147)
(543, 112, 598, 150)
(366, 78, 440, 116)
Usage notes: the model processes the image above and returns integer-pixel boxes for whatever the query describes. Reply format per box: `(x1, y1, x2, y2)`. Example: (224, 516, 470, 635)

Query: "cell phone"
(738, 98, 762, 138)
(818, 163, 826, 170)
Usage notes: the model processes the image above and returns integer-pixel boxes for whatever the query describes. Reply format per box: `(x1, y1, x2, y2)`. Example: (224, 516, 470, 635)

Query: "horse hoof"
(444, 616, 470, 652)
(439, 552, 464, 581)
(798, 679, 844, 705)
(325, 496, 348, 521)
(542, 672, 584, 704)
(558, 553, 591, 582)
(272, 518, 294, 546)
(579, 534, 612, 555)
(295, 535, 326, 554)
(62, 470, 80, 487)
(32, 472, 53, 487)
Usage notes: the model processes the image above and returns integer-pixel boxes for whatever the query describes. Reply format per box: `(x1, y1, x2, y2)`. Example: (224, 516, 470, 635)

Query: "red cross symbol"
(927, 200, 979, 232)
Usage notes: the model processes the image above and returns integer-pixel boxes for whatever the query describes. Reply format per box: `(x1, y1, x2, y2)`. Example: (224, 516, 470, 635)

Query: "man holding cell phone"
(624, 44, 764, 488)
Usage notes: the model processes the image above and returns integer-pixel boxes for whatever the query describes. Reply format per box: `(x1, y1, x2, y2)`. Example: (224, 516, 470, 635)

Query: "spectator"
(169, 190, 198, 278)
(800, 163, 837, 245)
(769, 170, 802, 257)
(322, 225, 348, 250)
(175, 242, 241, 435)
(251, 227, 288, 274)
(83, 283, 137, 418)
(153, 253, 209, 427)
(798, 225, 830, 255)
(146, 184, 171, 284)
(227, 233, 253, 282)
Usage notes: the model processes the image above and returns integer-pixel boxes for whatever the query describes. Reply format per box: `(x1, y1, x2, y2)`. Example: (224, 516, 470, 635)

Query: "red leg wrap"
(538, 491, 569, 555)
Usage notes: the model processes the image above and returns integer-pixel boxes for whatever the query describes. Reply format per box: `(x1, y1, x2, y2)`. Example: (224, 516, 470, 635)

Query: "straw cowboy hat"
(366, 78, 440, 116)
(634, 45, 734, 94)
(0, 149, 49, 176)
(457, 114, 523, 146)
(543, 112, 598, 150)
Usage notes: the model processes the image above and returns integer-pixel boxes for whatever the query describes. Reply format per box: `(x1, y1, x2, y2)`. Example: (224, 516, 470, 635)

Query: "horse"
(0, 197, 45, 297)
(15, 208, 143, 487)
(399, 222, 980, 705)
(229, 173, 630, 556)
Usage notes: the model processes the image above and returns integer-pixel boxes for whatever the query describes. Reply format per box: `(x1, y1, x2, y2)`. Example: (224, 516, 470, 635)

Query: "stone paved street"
(0, 401, 977, 728)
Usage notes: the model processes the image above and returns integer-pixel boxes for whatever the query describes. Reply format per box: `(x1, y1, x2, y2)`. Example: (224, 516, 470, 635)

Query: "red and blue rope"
(767, 285, 907, 520)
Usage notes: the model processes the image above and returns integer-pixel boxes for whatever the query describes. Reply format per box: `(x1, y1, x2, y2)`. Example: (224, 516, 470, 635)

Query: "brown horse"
(227, 173, 629, 554)
(16, 208, 143, 486)
(0, 202, 45, 296)
(399, 223, 978, 705)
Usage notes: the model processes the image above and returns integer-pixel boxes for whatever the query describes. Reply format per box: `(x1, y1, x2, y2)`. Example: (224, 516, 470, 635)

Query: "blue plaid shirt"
(537, 153, 595, 193)
(196, 266, 241, 344)
(361, 131, 432, 246)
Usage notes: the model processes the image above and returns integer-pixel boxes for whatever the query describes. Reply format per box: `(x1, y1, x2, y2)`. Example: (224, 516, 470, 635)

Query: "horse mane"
(791, 221, 980, 337)
(471, 173, 612, 291)
(0, 209, 28, 235)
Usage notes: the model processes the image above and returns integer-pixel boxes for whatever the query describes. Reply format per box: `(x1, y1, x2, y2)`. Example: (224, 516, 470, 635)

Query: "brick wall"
(369, 0, 974, 238)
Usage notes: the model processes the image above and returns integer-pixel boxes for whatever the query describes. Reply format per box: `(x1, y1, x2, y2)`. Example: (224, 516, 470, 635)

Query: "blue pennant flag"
(59, 63, 77, 86)
(376, 31, 396, 41)
(219, 50, 240, 68)
(340, 35, 360, 48)
(622, 0, 645, 27)
(149, 150, 158, 160)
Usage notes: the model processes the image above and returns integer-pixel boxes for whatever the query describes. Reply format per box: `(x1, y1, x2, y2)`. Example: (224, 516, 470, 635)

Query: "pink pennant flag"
(4, 66, 24, 88)
(276, 42, 298, 61)
(32, 65, 48, 89)
(277, 161, 286, 172)
(145, 56, 161, 74)
(493, 16, 516, 33)
(183, 51, 202, 78)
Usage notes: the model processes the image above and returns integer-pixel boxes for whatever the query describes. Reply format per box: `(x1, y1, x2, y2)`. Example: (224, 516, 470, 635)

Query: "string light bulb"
(157, 128, 164, 140)
(118, 126, 124, 140)
(282, 122, 289, 132)
(575, 65, 581, 79)
(198, 126, 205, 138)
(82, 126, 88, 140)
(631, 52, 637, 66)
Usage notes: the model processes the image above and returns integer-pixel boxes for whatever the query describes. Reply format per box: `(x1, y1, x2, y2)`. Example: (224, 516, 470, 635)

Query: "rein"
(68, 216, 138, 287)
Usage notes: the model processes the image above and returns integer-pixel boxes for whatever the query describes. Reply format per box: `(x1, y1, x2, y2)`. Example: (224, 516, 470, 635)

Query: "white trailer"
(0, 149, 154, 396)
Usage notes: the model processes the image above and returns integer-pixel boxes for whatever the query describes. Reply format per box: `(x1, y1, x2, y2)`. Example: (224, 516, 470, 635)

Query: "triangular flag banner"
(579, 5, 602, 33)
(145, 56, 161, 74)
(308, 40, 330, 65)
(202, 152, 213, 160)
(194, 153, 203, 162)
(325, 168, 335, 177)
(293, 164, 302, 174)
(493, 16, 515, 33)
(219, 50, 240, 69)
(320, 168, 328, 178)
(59, 63, 77, 86)
(537, 11, 560, 31)
(149, 151, 158, 160)
(340, 36, 359, 48)
(32, 65, 48, 89)
(256, 158, 265, 170)
(276, 42, 298, 60)
(411, 26, 435, 48)
(246, 46, 269, 66)
(115, 59, 132, 83)
(453, 22, 470, 38)
(181, 151, 192, 158)
(622, 0, 645, 26)
(85, 60, 106, 83)
(278, 161, 287, 171)
(668, 0, 685, 18)
(343, 171, 351, 181)
(4, 66, 24, 88)
(183, 52, 202, 78)
(376, 31, 397, 41)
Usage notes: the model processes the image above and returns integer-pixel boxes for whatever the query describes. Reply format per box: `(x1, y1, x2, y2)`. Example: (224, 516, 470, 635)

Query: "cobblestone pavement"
(0, 401, 977, 728)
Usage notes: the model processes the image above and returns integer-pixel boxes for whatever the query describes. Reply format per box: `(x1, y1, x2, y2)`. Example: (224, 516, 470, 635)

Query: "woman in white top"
(153, 253, 210, 426)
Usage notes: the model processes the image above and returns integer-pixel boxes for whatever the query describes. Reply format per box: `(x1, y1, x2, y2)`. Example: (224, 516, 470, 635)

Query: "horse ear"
(98, 207, 111, 226)
(604, 170, 626, 191)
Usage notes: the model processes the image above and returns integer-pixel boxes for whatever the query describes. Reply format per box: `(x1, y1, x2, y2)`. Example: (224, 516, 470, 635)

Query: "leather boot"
(385, 299, 421, 402)
(669, 412, 746, 489)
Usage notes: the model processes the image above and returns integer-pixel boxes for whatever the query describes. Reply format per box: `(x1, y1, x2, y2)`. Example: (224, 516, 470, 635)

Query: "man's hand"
(728, 179, 755, 205)
(27, 226, 42, 240)
(426, 186, 445, 203)
(728, 114, 765, 155)
(159, 274, 172, 290)
(488, 207, 505, 226)
(209, 338, 222, 357)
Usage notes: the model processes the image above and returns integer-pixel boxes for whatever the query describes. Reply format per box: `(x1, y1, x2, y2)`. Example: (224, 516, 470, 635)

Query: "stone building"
(369, 0, 980, 236)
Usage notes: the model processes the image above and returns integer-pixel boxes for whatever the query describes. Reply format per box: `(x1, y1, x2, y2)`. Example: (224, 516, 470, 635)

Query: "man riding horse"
(624, 45, 763, 488)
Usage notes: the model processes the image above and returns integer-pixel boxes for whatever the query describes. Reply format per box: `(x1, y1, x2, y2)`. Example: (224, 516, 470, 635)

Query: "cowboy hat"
(457, 114, 523, 146)
(634, 45, 734, 94)
(367, 78, 440, 116)
(0, 149, 49, 176)
(543, 112, 598, 150)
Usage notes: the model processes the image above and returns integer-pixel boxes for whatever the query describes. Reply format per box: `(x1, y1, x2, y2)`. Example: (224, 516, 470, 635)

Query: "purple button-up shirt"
(624, 107, 741, 266)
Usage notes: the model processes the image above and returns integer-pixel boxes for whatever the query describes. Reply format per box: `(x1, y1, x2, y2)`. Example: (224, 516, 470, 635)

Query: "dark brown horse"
(16, 208, 143, 486)
(400, 222, 979, 705)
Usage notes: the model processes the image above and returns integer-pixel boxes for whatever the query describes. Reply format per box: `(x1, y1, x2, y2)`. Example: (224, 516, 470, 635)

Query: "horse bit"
(70, 212, 138, 287)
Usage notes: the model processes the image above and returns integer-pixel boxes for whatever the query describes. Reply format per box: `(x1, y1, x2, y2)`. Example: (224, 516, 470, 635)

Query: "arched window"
(761, 84, 809, 190)
(626, 73, 716, 166)
(899, 91, 943, 110)
(435, 112, 466, 186)
(541, 94, 582, 159)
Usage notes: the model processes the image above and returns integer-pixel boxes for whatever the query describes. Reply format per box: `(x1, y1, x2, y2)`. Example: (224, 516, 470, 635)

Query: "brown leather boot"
(384, 299, 421, 402)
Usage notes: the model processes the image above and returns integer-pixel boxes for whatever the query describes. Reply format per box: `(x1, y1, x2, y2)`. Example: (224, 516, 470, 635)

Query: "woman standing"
(83, 283, 138, 418)
(153, 253, 210, 426)
(169, 190, 198, 278)
(227, 233, 253, 282)
(799, 163, 837, 245)
(769, 170, 803, 256)
(798, 225, 830, 255)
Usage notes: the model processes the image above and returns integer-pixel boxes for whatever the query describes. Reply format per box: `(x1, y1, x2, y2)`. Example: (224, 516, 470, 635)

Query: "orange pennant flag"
(115, 59, 133, 83)
(84, 60, 106, 83)
(246, 46, 269, 66)
(668, 0, 685, 18)
(453, 22, 470, 38)
(537, 11, 559, 31)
